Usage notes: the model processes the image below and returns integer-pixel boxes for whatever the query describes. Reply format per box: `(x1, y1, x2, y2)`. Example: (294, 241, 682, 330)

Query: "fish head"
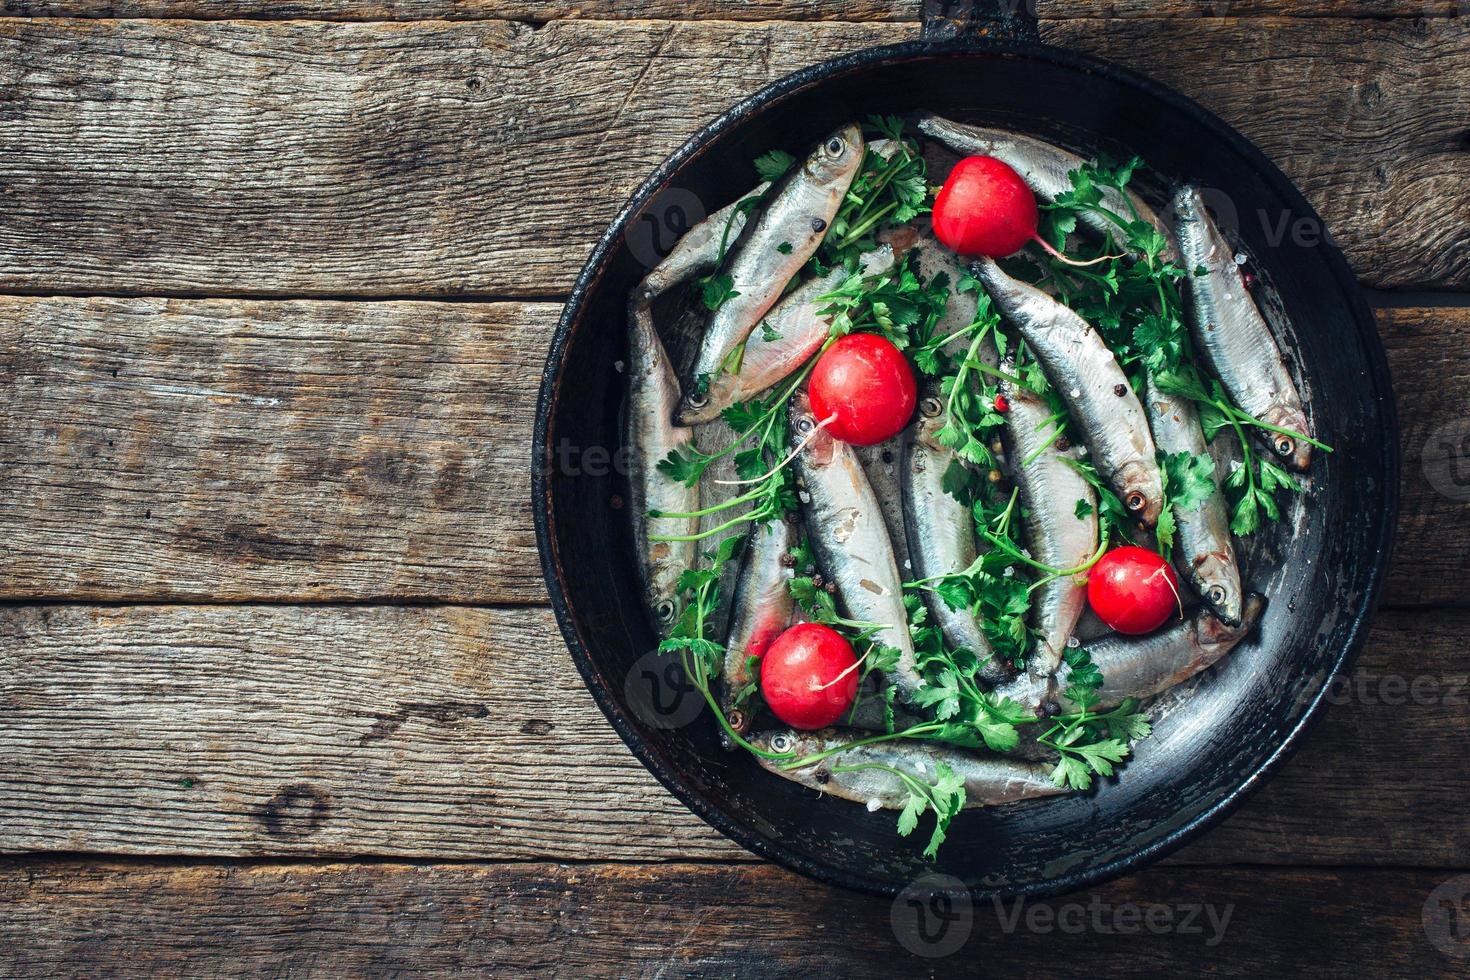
(807, 123, 865, 184)
(677, 369, 742, 426)
(1197, 592, 1266, 650)
(650, 593, 684, 636)
(1263, 407, 1314, 472)
(674, 380, 722, 426)
(747, 728, 829, 761)
(1193, 553, 1244, 628)
(1116, 460, 1164, 527)
(911, 390, 948, 450)
(788, 390, 837, 466)
(1172, 184, 1206, 225)
(1169, 184, 1216, 258)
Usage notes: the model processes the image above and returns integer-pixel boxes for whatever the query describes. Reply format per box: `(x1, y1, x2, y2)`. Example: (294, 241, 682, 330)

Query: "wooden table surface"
(2, 2, 1469, 975)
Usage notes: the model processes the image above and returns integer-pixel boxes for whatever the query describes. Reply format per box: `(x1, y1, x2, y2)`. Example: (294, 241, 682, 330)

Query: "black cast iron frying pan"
(532, 4, 1398, 898)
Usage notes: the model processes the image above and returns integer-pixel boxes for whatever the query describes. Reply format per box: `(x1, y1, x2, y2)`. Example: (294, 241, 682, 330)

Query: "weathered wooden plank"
(0, 604, 745, 861)
(0, 296, 548, 603)
(1, 1, 1458, 21)
(1382, 305, 1470, 608)
(1044, 17, 1470, 292)
(1167, 604, 1470, 867)
(0, 18, 905, 299)
(0, 299, 1458, 605)
(0, 18, 1465, 296)
(0, 603, 1464, 865)
(0, 861, 1456, 976)
(0, 0, 923, 21)
(1063, 1, 1470, 16)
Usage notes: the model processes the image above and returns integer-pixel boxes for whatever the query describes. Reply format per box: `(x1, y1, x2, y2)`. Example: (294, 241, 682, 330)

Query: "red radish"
(760, 623, 859, 730)
(807, 333, 916, 446)
(932, 156, 1113, 266)
(1087, 545, 1181, 635)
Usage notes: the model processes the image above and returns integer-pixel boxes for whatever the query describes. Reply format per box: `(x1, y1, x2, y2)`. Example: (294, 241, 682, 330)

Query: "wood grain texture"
(0, 604, 745, 861)
(0, 861, 1458, 976)
(1384, 305, 1470, 607)
(0, 0, 923, 20)
(0, 603, 1464, 865)
(2, 1, 1459, 21)
(1044, 16, 1470, 292)
(0, 299, 1458, 605)
(0, 18, 1466, 297)
(0, 18, 904, 299)
(1062, 1, 1470, 15)
(0, 296, 547, 603)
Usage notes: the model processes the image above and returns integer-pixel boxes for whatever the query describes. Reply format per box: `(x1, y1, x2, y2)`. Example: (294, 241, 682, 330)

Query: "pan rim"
(532, 35, 1399, 899)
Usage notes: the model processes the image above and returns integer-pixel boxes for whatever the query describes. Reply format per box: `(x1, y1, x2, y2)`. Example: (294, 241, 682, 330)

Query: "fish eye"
(1274, 435, 1294, 457)
(771, 733, 793, 753)
(824, 136, 844, 156)
(685, 391, 709, 409)
(795, 414, 815, 435)
(1207, 585, 1227, 605)
(1125, 491, 1147, 513)
(655, 599, 678, 624)
(726, 709, 746, 733)
(920, 396, 943, 418)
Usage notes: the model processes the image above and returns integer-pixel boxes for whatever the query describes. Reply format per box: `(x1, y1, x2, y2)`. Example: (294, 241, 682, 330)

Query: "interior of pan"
(536, 42, 1397, 897)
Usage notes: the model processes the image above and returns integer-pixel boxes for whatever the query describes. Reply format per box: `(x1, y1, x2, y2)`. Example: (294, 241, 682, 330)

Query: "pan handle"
(921, 0, 1041, 43)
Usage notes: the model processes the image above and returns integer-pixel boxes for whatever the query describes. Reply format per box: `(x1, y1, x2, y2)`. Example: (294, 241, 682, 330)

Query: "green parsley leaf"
(699, 272, 739, 312)
(754, 149, 796, 183)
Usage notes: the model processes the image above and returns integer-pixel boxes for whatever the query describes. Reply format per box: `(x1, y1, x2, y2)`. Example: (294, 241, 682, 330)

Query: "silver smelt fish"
(845, 694, 926, 734)
(635, 182, 771, 302)
(1144, 371, 1244, 626)
(790, 390, 919, 702)
(699, 245, 897, 417)
(750, 729, 1065, 809)
(879, 226, 990, 366)
(903, 393, 1012, 686)
(720, 517, 795, 743)
(857, 229, 987, 583)
(853, 434, 912, 578)
(914, 112, 1178, 263)
(626, 298, 700, 636)
(1000, 370, 1098, 691)
(999, 594, 1265, 712)
(1173, 185, 1313, 471)
(974, 256, 1164, 526)
(678, 124, 864, 424)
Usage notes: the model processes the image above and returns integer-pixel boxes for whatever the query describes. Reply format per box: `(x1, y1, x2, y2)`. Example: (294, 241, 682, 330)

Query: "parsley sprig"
(815, 251, 947, 353)
(1035, 647, 1153, 791)
(1030, 156, 1331, 538)
(1153, 367, 1329, 536)
(852, 761, 965, 859)
(812, 115, 932, 271)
